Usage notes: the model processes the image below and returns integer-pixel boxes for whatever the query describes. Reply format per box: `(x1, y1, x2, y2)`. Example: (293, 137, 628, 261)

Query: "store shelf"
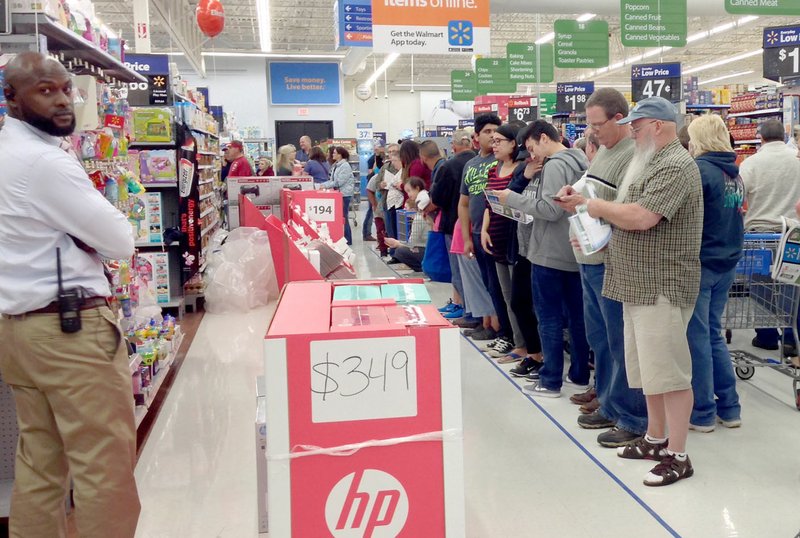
(190, 127, 219, 138)
(198, 165, 215, 170)
(686, 104, 730, 110)
(129, 354, 143, 375)
(6, 14, 146, 83)
(201, 219, 220, 237)
(132, 331, 184, 428)
(200, 206, 215, 218)
(199, 191, 214, 201)
(734, 139, 761, 145)
(161, 297, 185, 309)
(199, 178, 214, 185)
(129, 141, 176, 148)
(728, 108, 783, 118)
(199, 260, 208, 273)
(142, 181, 178, 188)
(198, 150, 219, 156)
(135, 241, 180, 248)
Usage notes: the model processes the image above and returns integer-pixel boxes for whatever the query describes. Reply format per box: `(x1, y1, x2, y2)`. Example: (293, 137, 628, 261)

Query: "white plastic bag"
(204, 227, 279, 313)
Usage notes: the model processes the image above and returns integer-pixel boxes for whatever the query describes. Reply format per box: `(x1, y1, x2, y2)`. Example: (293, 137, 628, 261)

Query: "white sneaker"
(689, 423, 715, 433)
(563, 375, 589, 390)
(480, 337, 504, 352)
(523, 381, 561, 398)
(717, 417, 742, 428)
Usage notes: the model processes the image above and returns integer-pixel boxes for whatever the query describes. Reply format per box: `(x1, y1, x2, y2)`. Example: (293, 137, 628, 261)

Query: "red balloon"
(197, 0, 225, 38)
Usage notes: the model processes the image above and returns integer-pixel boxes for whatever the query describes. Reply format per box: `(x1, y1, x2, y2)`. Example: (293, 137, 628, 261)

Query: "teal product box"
(381, 283, 431, 304)
(332, 285, 382, 301)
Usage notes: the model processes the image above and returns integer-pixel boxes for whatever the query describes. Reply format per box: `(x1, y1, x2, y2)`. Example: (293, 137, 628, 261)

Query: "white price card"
(305, 198, 336, 222)
(310, 337, 418, 423)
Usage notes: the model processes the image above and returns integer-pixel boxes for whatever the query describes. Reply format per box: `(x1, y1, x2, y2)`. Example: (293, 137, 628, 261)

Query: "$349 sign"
(310, 337, 418, 423)
(305, 198, 336, 222)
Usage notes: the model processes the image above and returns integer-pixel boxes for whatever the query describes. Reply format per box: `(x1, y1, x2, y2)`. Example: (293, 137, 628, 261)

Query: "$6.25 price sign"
(310, 337, 418, 423)
(305, 198, 336, 222)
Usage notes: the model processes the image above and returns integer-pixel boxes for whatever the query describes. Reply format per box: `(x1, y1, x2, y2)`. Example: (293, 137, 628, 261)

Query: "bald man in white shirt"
(0, 52, 140, 537)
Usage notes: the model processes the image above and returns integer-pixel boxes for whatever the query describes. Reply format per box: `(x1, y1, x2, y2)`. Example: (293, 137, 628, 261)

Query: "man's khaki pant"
(0, 307, 140, 537)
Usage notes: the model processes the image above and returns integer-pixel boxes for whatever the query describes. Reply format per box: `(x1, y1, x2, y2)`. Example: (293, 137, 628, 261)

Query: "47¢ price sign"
(310, 337, 418, 423)
(305, 198, 336, 222)
(631, 62, 682, 104)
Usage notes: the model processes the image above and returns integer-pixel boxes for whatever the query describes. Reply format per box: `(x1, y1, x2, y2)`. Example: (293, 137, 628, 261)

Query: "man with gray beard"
(558, 97, 703, 487)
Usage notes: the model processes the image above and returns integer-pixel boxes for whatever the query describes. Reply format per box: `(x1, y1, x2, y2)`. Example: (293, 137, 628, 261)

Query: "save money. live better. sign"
(269, 62, 341, 105)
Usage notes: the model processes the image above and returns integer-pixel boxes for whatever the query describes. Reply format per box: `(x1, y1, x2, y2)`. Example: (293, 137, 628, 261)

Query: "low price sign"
(763, 25, 800, 82)
(631, 62, 682, 103)
(556, 82, 594, 114)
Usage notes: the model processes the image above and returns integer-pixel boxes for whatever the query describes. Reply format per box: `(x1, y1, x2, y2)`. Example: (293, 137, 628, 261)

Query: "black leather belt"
(2, 296, 110, 318)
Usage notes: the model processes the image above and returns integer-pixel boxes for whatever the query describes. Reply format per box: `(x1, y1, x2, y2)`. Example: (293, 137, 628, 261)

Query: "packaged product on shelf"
(132, 107, 174, 143)
(136, 252, 171, 304)
(129, 192, 164, 245)
(138, 150, 177, 182)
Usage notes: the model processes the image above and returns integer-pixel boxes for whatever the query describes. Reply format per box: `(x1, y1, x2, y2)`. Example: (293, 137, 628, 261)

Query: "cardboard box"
(129, 192, 163, 245)
(135, 252, 170, 304)
(333, 285, 382, 301)
(227, 176, 314, 208)
(381, 283, 431, 304)
(255, 376, 268, 534)
(264, 281, 464, 537)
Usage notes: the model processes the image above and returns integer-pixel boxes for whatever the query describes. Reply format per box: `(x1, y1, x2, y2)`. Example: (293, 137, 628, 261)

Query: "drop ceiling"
(92, 0, 800, 90)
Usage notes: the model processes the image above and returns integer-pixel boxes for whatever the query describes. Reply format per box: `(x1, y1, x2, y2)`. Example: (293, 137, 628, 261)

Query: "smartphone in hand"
(549, 194, 563, 202)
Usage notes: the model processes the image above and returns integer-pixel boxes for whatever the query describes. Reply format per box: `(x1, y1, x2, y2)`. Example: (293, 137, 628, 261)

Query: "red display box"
(264, 281, 464, 537)
(282, 188, 345, 243)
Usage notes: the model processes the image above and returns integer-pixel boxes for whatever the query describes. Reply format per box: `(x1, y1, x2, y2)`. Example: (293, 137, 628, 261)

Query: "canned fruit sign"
(621, 0, 687, 48)
(371, 0, 491, 54)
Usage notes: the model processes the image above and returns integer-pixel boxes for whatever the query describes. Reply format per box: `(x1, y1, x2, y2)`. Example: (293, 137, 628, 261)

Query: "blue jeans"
(385, 207, 398, 255)
(581, 264, 648, 434)
(473, 233, 512, 338)
(688, 265, 741, 425)
(342, 196, 352, 245)
(531, 264, 590, 390)
(362, 204, 373, 239)
(444, 234, 465, 305)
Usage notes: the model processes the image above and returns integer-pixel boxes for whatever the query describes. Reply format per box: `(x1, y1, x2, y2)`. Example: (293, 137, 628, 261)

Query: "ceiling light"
(683, 49, 762, 75)
(699, 70, 755, 85)
(366, 53, 399, 86)
(102, 24, 118, 39)
(535, 32, 554, 45)
(576, 13, 596, 22)
(256, 0, 272, 52)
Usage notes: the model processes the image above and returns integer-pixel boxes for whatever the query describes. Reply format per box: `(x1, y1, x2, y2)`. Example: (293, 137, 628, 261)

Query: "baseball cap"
(617, 96, 678, 125)
(228, 140, 244, 150)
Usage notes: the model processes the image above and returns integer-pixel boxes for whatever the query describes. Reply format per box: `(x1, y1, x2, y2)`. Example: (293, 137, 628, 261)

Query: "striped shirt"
(603, 139, 703, 307)
(485, 163, 517, 262)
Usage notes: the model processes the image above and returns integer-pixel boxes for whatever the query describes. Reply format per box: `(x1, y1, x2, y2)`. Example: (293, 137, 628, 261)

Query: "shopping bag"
(422, 231, 452, 283)
(450, 217, 465, 255)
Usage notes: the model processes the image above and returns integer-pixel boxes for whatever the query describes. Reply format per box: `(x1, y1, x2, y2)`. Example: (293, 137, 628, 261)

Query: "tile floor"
(133, 214, 800, 538)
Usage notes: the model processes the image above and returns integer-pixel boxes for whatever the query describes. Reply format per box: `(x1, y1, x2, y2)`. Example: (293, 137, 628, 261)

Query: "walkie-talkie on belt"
(57, 248, 82, 333)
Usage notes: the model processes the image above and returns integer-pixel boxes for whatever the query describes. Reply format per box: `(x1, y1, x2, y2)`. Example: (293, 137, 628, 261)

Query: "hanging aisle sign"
(506, 42, 555, 84)
(556, 82, 594, 114)
(451, 70, 478, 101)
(370, 0, 491, 54)
(631, 62, 682, 103)
(725, 0, 800, 16)
(621, 0, 687, 48)
(763, 25, 800, 82)
(476, 58, 516, 95)
(335, 0, 373, 48)
(554, 20, 609, 68)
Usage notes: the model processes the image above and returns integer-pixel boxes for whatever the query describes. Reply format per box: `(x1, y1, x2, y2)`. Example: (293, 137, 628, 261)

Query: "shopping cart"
(721, 233, 800, 409)
(350, 192, 361, 228)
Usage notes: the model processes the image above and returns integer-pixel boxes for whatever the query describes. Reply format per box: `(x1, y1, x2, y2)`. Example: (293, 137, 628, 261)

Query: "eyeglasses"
(491, 137, 512, 145)
(588, 117, 613, 130)
(630, 120, 659, 135)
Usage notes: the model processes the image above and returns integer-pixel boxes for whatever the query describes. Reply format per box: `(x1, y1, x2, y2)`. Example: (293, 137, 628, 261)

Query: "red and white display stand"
(263, 281, 465, 537)
(281, 188, 344, 243)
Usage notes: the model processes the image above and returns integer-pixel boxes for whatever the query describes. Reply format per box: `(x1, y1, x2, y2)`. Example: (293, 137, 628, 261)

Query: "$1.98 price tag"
(305, 198, 336, 222)
(310, 337, 418, 423)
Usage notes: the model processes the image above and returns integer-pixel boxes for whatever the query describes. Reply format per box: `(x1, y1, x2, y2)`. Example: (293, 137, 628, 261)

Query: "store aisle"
(134, 211, 800, 538)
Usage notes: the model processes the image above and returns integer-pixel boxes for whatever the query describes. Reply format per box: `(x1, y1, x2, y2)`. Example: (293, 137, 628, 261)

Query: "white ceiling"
(93, 0, 800, 90)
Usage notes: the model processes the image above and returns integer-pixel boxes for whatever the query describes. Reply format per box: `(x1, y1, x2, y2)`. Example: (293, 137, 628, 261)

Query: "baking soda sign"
(325, 469, 409, 537)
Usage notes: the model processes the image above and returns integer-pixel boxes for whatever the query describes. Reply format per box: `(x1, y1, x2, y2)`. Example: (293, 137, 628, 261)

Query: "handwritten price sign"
(305, 198, 336, 222)
(310, 337, 418, 423)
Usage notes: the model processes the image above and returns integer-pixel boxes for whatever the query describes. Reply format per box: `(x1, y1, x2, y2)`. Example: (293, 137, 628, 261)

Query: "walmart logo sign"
(449, 20, 473, 47)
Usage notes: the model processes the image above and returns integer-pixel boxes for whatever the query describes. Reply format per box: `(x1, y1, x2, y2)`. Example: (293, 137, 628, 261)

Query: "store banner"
(556, 82, 594, 114)
(763, 25, 800, 82)
(476, 58, 516, 95)
(177, 125, 200, 280)
(451, 70, 478, 102)
(269, 62, 341, 105)
(370, 0, 490, 54)
(554, 20, 609, 69)
(621, 0, 687, 48)
(124, 54, 172, 106)
(631, 62, 682, 103)
(725, 0, 800, 15)
(506, 42, 555, 84)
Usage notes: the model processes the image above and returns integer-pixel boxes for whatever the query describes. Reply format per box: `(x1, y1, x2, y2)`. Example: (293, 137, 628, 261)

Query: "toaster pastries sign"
(370, 0, 490, 54)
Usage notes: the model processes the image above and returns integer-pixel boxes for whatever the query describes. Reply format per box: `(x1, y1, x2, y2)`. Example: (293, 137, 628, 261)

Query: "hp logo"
(325, 469, 409, 537)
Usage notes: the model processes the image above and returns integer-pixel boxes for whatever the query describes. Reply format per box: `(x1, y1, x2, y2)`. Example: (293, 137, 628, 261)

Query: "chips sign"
(763, 25, 800, 82)
(451, 70, 478, 101)
(371, 0, 490, 54)
(506, 42, 555, 84)
(476, 58, 516, 95)
(554, 20, 609, 69)
(631, 62, 682, 103)
(556, 82, 594, 114)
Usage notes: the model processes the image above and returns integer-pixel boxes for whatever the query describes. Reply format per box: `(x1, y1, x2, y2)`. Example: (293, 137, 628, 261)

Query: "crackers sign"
(371, 0, 490, 54)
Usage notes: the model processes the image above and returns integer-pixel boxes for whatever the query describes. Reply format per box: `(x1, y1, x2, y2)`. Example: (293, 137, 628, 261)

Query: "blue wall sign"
(269, 62, 341, 105)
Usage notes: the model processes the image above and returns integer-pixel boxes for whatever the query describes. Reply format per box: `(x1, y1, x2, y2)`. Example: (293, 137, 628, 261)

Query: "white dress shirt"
(0, 117, 135, 315)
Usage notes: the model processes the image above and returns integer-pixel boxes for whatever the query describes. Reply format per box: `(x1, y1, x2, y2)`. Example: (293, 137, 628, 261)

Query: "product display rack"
(133, 330, 185, 428)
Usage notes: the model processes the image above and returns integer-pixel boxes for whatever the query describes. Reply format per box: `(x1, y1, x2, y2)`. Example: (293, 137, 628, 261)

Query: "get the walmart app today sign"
(371, 0, 490, 54)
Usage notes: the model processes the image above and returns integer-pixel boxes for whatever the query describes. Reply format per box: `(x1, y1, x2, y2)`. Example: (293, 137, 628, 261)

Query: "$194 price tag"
(310, 337, 418, 423)
(305, 198, 336, 222)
